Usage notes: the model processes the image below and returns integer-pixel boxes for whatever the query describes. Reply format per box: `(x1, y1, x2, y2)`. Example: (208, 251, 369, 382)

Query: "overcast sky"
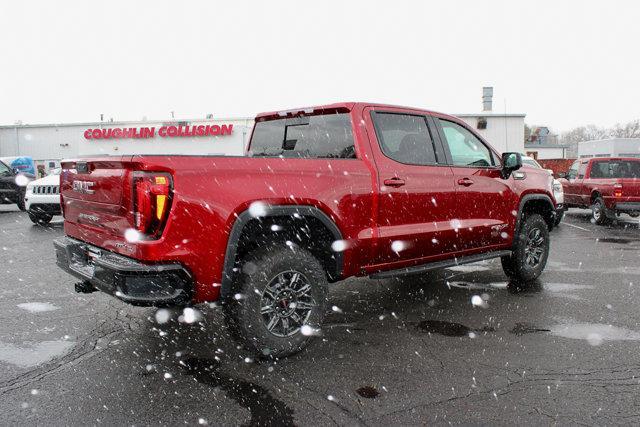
(1, 0, 638, 132)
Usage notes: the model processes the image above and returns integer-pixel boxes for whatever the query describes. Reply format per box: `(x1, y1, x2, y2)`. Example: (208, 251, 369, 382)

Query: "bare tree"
(609, 119, 640, 138)
(560, 119, 640, 145)
(560, 125, 609, 145)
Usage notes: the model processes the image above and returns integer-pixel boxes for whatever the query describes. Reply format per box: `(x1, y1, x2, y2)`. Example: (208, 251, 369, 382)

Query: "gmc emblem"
(72, 180, 95, 194)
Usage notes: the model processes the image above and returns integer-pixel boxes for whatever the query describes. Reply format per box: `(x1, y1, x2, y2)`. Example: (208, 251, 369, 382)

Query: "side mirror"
(557, 172, 567, 179)
(501, 152, 522, 179)
(12, 168, 20, 175)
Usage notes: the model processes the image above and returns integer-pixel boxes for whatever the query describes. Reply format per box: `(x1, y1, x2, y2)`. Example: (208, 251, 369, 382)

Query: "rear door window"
(438, 119, 495, 167)
(370, 113, 438, 165)
(249, 113, 356, 159)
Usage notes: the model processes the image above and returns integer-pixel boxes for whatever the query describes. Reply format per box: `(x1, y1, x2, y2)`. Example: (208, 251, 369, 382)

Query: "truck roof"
(255, 102, 458, 122)
(583, 157, 640, 162)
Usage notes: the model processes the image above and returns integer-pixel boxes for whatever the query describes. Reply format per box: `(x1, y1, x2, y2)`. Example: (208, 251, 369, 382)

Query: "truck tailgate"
(61, 156, 134, 238)
(618, 178, 640, 198)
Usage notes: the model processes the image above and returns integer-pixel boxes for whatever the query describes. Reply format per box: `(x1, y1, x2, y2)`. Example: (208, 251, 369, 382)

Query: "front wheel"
(223, 246, 328, 358)
(502, 213, 550, 284)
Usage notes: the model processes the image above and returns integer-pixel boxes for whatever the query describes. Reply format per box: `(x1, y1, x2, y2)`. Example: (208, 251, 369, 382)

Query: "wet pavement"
(1, 205, 640, 425)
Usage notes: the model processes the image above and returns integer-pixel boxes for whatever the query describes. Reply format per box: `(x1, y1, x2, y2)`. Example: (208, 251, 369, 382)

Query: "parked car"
(559, 157, 640, 224)
(25, 168, 62, 224)
(0, 159, 34, 210)
(54, 102, 557, 357)
(0, 156, 37, 176)
(521, 156, 565, 225)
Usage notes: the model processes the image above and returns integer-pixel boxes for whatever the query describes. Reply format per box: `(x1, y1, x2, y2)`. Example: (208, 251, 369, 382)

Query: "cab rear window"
(249, 113, 356, 159)
(591, 160, 640, 178)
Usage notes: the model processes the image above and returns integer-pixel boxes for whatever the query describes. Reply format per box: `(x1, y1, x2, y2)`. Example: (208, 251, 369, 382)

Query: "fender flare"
(220, 205, 344, 299)
(515, 194, 555, 234)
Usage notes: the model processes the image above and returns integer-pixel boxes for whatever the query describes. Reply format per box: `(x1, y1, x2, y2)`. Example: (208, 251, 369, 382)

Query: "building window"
(477, 117, 487, 130)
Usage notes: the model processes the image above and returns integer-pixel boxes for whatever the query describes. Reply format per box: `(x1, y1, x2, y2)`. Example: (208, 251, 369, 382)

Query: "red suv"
(54, 103, 557, 356)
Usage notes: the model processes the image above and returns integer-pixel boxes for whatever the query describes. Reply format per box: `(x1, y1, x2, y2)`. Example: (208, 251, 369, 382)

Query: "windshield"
(0, 160, 12, 176)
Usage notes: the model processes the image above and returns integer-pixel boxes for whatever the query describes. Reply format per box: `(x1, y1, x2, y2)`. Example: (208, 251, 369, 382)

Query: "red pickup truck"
(559, 157, 640, 225)
(54, 102, 557, 357)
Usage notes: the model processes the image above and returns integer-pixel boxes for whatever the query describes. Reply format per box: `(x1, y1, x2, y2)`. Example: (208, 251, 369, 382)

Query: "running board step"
(369, 250, 512, 279)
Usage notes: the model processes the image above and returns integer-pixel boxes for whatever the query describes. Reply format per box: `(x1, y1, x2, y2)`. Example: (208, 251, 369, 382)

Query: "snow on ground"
(17, 302, 59, 313)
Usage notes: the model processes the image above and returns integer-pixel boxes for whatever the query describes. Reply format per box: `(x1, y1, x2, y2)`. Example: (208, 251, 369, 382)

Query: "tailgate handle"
(383, 177, 406, 188)
(457, 177, 474, 187)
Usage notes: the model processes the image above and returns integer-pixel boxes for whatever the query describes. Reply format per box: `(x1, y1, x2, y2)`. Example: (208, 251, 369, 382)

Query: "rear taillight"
(133, 172, 173, 238)
(614, 183, 623, 198)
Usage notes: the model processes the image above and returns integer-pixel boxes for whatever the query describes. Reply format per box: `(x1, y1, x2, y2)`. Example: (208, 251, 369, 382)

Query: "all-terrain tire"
(28, 212, 52, 225)
(501, 213, 550, 284)
(591, 197, 611, 225)
(223, 246, 328, 358)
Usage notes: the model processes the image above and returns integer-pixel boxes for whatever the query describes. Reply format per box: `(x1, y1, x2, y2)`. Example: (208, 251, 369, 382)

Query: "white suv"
(522, 156, 565, 225)
(24, 168, 62, 224)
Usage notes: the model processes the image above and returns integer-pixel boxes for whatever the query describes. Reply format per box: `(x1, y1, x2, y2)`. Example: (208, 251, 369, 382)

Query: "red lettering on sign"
(220, 124, 233, 135)
(84, 123, 233, 140)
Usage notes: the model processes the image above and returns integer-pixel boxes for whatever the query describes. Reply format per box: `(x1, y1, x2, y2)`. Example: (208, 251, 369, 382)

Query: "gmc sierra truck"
(559, 157, 640, 225)
(54, 102, 557, 357)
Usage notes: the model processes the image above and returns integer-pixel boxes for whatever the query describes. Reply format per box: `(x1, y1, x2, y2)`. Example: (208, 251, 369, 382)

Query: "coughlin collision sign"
(83, 124, 234, 140)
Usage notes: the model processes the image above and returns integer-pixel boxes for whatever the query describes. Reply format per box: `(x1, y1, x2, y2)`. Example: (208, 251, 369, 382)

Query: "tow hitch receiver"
(75, 281, 97, 294)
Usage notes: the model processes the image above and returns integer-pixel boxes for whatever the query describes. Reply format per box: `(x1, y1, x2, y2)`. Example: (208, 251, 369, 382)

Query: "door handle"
(383, 177, 406, 187)
(457, 177, 474, 186)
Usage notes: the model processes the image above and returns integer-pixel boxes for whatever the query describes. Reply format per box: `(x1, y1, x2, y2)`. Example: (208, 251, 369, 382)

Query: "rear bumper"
(615, 202, 640, 213)
(53, 236, 193, 306)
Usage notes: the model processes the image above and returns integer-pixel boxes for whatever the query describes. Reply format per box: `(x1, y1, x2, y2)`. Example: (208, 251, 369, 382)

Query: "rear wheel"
(501, 213, 550, 284)
(28, 212, 52, 225)
(223, 246, 328, 358)
(591, 197, 611, 225)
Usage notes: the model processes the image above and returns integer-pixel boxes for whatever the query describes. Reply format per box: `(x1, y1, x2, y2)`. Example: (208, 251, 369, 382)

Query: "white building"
(456, 86, 526, 154)
(457, 113, 525, 154)
(578, 138, 640, 158)
(0, 117, 253, 173)
(523, 143, 570, 160)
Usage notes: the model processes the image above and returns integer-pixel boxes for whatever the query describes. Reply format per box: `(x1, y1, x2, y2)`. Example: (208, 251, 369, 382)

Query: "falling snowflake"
(248, 201, 269, 218)
(331, 239, 349, 252)
(124, 228, 142, 243)
(155, 309, 171, 324)
(391, 240, 406, 255)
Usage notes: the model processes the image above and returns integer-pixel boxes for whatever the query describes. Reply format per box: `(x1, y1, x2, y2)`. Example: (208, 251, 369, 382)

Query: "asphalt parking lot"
(1, 205, 639, 425)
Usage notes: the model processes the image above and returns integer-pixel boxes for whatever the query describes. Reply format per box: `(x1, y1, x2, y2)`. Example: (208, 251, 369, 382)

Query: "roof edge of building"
(0, 117, 255, 129)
